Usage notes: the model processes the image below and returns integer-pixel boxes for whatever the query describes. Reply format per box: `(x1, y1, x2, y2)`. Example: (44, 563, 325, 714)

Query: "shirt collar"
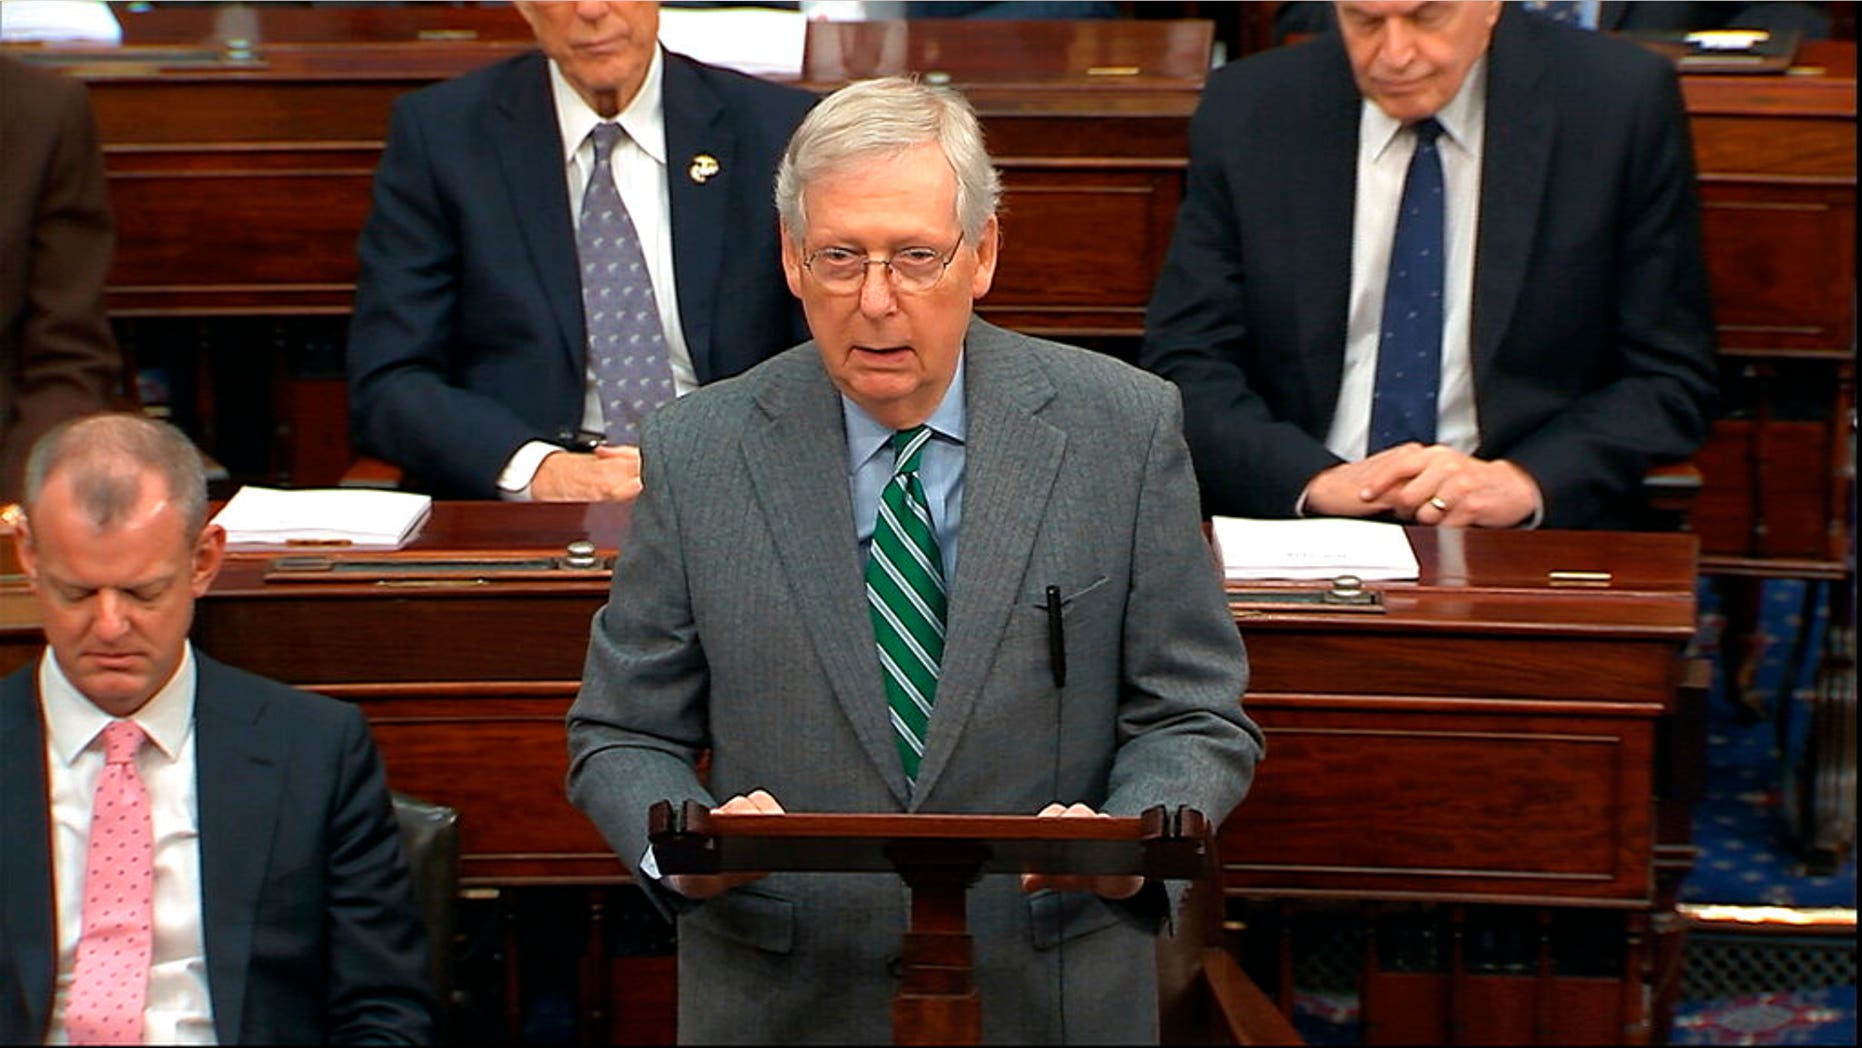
(548, 44, 668, 169)
(1362, 54, 1489, 162)
(843, 353, 969, 474)
(40, 641, 198, 766)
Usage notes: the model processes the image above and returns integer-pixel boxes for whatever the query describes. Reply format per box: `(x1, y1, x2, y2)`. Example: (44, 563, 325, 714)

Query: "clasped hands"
(530, 444, 643, 502)
(1304, 443, 1540, 528)
(664, 791, 1144, 902)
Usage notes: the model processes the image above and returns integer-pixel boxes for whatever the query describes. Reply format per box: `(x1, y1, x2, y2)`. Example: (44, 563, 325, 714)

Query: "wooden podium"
(647, 801, 1211, 1045)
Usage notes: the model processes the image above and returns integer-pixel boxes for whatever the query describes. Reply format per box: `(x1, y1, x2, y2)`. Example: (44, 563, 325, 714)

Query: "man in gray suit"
(567, 77, 1263, 1043)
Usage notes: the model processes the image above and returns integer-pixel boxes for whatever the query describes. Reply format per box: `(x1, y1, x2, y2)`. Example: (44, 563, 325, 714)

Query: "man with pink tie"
(0, 413, 431, 1044)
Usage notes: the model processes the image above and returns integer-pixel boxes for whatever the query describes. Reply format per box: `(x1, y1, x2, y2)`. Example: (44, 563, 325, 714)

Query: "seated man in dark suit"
(0, 413, 431, 1044)
(348, 0, 816, 501)
(0, 56, 125, 505)
(1142, 1, 1718, 529)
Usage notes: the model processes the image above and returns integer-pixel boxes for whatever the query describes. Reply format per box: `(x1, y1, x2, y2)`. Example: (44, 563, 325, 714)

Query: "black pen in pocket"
(1043, 584, 1067, 688)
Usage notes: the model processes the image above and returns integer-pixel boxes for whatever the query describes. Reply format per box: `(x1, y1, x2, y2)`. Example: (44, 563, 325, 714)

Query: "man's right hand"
(529, 445, 643, 502)
(664, 789, 784, 900)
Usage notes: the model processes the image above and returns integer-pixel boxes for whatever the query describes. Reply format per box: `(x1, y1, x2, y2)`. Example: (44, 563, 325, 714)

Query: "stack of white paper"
(0, 1, 121, 43)
(1211, 517, 1420, 582)
(211, 486, 431, 548)
(658, 7, 807, 79)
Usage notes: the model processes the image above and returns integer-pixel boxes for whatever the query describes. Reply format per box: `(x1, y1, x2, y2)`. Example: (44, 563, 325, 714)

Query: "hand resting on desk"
(668, 794, 1146, 901)
(1018, 802, 1145, 900)
(665, 788, 785, 900)
(1304, 443, 1541, 528)
(530, 444, 643, 502)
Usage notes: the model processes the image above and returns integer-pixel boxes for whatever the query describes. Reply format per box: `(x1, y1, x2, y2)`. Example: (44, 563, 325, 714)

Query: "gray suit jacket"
(568, 319, 1262, 1044)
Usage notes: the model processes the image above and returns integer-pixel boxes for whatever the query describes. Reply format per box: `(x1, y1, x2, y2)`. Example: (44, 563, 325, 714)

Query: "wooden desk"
(1, 505, 1700, 1041)
(2, 508, 1700, 887)
(1681, 43, 1856, 573)
(1220, 530, 1699, 1045)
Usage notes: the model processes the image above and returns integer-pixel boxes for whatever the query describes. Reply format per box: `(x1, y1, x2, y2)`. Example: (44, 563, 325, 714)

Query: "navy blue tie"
(1368, 118, 1445, 453)
(1522, 1, 1593, 28)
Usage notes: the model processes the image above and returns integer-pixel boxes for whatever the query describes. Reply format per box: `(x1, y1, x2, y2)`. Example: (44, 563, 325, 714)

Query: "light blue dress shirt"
(844, 355, 966, 584)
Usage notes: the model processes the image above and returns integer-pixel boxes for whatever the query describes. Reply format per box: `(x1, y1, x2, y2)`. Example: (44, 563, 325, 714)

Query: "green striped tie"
(866, 426, 947, 786)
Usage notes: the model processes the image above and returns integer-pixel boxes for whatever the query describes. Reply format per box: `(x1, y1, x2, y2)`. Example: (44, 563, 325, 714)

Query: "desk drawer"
(1221, 704, 1657, 905)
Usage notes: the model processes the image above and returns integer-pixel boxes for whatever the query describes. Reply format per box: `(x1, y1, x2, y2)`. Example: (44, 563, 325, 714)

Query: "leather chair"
(391, 791, 460, 1040)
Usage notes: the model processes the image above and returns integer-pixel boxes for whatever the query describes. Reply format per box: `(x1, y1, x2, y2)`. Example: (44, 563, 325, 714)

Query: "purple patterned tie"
(580, 123, 673, 447)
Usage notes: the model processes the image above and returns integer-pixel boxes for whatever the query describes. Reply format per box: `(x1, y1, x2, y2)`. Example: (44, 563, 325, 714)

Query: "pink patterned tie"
(65, 720, 153, 1046)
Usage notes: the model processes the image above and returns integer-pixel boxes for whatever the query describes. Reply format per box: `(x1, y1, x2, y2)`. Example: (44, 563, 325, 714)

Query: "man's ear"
(780, 222, 805, 300)
(190, 523, 227, 597)
(969, 215, 1000, 300)
(12, 518, 38, 592)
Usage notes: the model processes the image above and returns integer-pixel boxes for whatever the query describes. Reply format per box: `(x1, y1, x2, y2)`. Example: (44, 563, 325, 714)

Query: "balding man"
(1, 413, 432, 1044)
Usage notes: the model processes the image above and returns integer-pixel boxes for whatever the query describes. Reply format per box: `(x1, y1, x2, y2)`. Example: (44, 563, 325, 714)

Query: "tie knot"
(890, 426, 933, 476)
(1412, 118, 1444, 149)
(101, 720, 147, 765)
(589, 122, 625, 164)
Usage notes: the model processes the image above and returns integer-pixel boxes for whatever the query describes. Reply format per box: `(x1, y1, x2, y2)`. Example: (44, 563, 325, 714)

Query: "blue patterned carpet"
(1672, 986, 1856, 1046)
(1686, 578, 1855, 908)
(1669, 578, 1855, 1046)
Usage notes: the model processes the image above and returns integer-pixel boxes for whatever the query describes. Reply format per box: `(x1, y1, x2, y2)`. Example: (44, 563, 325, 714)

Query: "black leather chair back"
(391, 791, 459, 1040)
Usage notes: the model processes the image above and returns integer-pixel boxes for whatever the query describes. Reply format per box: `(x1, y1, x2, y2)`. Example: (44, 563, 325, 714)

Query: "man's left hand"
(1018, 803, 1145, 900)
(1354, 445, 1541, 528)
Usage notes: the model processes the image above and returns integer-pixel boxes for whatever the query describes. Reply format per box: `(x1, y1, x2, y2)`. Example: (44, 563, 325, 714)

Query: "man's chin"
(75, 667, 155, 713)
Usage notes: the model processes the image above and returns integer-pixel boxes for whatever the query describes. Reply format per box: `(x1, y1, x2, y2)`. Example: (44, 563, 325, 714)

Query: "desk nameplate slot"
(265, 554, 612, 584)
(1230, 575, 1386, 614)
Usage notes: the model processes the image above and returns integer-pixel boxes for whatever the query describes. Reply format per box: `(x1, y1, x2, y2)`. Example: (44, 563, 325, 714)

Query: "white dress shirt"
(498, 45, 696, 496)
(42, 644, 215, 1046)
(1327, 57, 1487, 463)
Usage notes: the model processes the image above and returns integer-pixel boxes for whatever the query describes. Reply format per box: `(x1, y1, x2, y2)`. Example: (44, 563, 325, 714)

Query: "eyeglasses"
(801, 237, 964, 296)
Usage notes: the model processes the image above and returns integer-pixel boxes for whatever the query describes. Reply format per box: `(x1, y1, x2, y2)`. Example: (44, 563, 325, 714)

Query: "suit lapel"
(492, 54, 585, 377)
(1472, 10, 1553, 383)
(663, 54, 734, 383)
(1, 673, 55, 1040)
(1293, 43, 1363, 433)
(910, 322, 1064, 806)
(741, 354, 911, 804)
(194, 657, 284, 1045)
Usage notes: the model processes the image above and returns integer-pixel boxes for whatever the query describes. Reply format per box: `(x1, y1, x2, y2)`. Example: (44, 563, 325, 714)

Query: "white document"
(212, 486, 431, 548)
(1211, 517, 1420, 582)
(658, 6, 807, 79)
(0, 1, 122, 43)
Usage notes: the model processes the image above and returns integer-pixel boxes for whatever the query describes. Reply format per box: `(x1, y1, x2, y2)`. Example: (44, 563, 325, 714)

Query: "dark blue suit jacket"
(347, 49, 816, 498)
(1141, 7, 1718, 528)
(0, 653, 432, 1045)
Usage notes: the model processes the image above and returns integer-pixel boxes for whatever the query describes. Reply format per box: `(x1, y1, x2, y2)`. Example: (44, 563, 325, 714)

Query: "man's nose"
(94, 591, 132, 639)
(1380, 20, 1418, 67)
(858, 263, 899, 317)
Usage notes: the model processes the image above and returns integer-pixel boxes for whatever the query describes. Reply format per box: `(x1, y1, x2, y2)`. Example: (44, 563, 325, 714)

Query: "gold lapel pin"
(688, 154, 720, 184)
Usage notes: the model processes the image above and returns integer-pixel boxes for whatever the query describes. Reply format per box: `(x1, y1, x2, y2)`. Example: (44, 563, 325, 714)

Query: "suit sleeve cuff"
(497, 441, 561, 501)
